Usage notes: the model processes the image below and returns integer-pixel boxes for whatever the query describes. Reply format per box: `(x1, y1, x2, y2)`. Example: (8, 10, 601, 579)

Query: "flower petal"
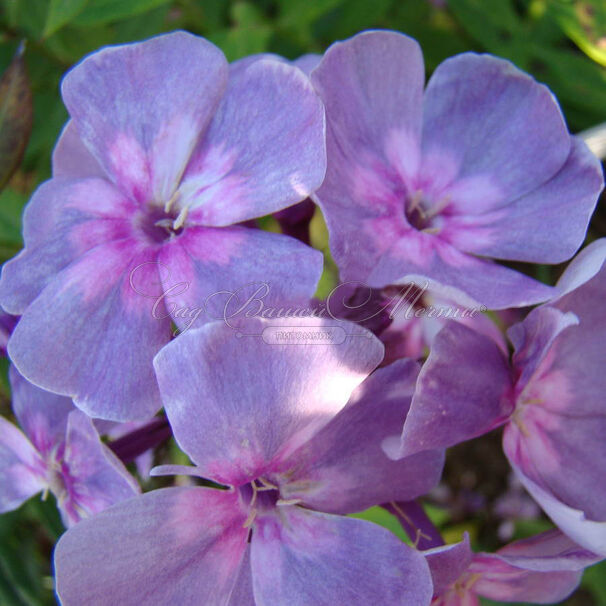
(0, 415, 45, 512)
(62, 31, 228, 204)
(447, 138, 603, 263)
(312, 30, 424, 170)
(156, 225, 323, 332)
(312, 31, 425, 285)
(503, 258, 606, 531)
(55, 487, 249, 605)
(154, 318, 384, 485)
(368, 233, 556, 309)
(424, 533, 473, 597)
(507, 462, 606, 557)
(555, 237, 606, 297)
(279, 359, 444, 513)
(393, 322, 513, 459)
(52, 120, 105, 179)
(0, 177, 136, 314)
(60, 410, 139, 526)
(422, 53, 570, 203)
(470, 530, 595, 603)
(9, 365, 73, 456)
(8, 240, 170, 421)
(251, 506, 433, 605)
(180, 58, 325, 226)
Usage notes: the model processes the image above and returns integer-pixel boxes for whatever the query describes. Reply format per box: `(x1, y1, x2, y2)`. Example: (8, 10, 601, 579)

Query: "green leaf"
(1, 0, 50, 39)
(349, 506, 411, 544)
(208, 2, 272, 61)
(43, 0, 89, 37)
(548, 0, 606, 67)
(72, 0, 171, 27)
(278, 0, 345, 27)
(0, 43, 33, 192)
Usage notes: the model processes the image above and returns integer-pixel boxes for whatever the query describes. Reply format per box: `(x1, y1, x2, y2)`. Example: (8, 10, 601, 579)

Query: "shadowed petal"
(251, 506, 433, 605)
(154, 318, 384, 485)
(470, 530, 596, 603)
(279, 360, 444, 513)
(9, 365, 73, 456)
(392, 322, 513, 459)
(55, 487, 249, 605)
(59, 410, 139, 526)
(0, 416, 45, 512)
(424, 534, 473, 597)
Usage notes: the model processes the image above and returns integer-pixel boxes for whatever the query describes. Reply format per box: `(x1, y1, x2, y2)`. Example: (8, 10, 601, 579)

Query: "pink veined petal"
(9, 365, 73, 457)
(445, 137, 603, 264)
(508, 305, 579, 392)
(251, 505, 433, 605)
(504, 259, 606, 530)
(52, 120, 105, 179)
(0, 416, 46, 513)
(180, 58, 325, 226)
(60, 410, 139, 526)
(368, 232, 556, 310)
(469, 530, 592, 604)
(62, 31, 228, 204)
(8, 239, 171, 421)
(492, 529, 600, 572)
(279, 359, 444, 514)
(156, 225, 323, 333)
(54, 486, 249, 605)
(312, 31, 425, 286)
(154, 317, 384, 486)
(0, 177, 136, 314)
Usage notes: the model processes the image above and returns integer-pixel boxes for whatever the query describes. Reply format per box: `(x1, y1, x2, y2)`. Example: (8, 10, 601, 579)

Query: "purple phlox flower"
(0, 31, 326, 422)
(426, 530, 600, 605)
(311, 30, 603, 310)
(0, 366, 138, 526)
(54, 318, 444, 605)
(388, 238, 606, 555)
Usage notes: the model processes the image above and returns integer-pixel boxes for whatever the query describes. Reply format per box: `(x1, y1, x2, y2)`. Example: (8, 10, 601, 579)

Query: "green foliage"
(0, 1, 605, 604)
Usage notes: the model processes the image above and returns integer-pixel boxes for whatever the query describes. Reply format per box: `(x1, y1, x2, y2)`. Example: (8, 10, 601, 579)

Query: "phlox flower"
(311, 30, 603, 310)
(54, 318, 444, 605)
(0, 31, 325, 421)
(388, 238, 606, 556)
(0, 367, 138, 526)
(426, 530, 599, 605)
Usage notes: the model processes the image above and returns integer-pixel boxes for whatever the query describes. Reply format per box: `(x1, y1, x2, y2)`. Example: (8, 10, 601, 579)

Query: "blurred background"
(0, 0, 605, 604)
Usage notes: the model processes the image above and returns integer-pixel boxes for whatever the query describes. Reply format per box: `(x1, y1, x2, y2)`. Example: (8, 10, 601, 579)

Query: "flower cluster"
(0, 29, 604, 605)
